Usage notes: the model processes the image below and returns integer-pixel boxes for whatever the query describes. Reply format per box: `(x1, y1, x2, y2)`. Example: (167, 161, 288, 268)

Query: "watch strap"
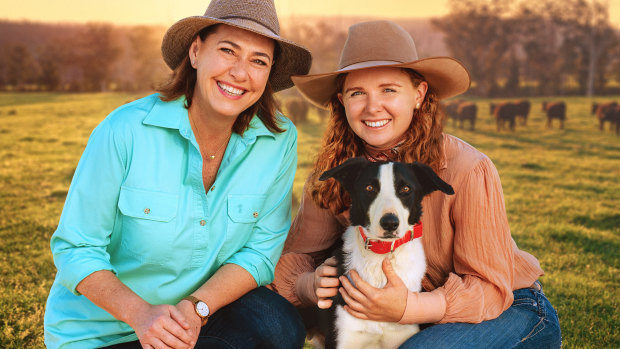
(182, 295, 210, 326)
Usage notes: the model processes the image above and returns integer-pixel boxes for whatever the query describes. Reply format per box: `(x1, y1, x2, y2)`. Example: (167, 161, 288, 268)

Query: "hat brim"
(161, 16, 312, 92)
(291, 57, 471, 109)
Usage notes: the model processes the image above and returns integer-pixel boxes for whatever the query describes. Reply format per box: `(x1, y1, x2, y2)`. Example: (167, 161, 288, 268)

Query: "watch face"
(196, 301, 210, 317)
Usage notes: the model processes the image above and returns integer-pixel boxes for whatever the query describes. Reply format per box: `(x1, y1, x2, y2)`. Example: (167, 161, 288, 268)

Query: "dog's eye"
(399, 186, 411, 194)
(365, 185, 374, 192)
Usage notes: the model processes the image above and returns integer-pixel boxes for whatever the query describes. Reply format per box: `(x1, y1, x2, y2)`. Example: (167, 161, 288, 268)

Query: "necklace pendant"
(209, 155, 216, 160)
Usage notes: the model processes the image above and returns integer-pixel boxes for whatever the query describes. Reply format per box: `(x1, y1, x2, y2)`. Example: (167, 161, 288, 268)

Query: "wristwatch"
(183, 295, 210, 326)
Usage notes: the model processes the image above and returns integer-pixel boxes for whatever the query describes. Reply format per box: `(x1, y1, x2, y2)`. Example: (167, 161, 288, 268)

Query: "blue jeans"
(104, 287, 305, 349)
(399, 282, 562, 348)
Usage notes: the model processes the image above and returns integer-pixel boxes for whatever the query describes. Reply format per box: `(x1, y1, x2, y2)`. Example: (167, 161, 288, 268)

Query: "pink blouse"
(270, 134, 543, 323)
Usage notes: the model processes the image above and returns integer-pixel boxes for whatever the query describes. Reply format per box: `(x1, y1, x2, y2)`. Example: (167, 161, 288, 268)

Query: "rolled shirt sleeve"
(225, 123, 298, 286)
(50, 118, 126, 295)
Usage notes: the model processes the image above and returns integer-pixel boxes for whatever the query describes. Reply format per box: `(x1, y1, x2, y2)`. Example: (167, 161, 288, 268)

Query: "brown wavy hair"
(157, 24, 284, 135)
(309, 68, 446, 214)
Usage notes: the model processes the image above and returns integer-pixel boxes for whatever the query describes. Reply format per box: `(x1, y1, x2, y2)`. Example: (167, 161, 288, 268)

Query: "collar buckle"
(364, 238, 379, 250)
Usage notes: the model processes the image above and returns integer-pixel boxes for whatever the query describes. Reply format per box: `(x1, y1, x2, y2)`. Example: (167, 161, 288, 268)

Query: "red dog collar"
(358, 222, 422, 254)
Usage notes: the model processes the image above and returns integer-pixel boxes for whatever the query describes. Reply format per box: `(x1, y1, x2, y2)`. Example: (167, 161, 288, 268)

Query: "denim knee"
(245, 287, 306, 348)
(517, 288, 562, 349)
(200, 287, 305, 349)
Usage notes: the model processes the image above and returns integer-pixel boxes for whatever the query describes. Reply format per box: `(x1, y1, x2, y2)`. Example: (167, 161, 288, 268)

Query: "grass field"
(0, 92, 618, 348)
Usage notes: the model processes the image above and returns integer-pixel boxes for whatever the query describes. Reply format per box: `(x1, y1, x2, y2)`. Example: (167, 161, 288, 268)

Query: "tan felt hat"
(291, 20, 470, 108)
(161, 0, 312, 92)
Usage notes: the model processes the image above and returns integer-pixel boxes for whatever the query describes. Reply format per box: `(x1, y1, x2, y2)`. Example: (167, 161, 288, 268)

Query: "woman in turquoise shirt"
(43, 1, 311, 348)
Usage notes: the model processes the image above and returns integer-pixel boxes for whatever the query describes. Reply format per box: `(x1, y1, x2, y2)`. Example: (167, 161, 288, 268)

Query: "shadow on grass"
(549, 229, 619, 268)
(557, 183, 608, 195)
(48, 190, 68, 201)
(521, 163, 545, 170)
(572, 214, 620, 232)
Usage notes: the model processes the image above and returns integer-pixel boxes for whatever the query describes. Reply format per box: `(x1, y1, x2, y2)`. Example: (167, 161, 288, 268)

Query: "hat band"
(339, 60, 405, 72)
(219, 16, 279, 36)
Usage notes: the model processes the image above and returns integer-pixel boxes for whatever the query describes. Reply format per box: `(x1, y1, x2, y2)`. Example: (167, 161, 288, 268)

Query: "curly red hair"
(309, 69, 446, 214)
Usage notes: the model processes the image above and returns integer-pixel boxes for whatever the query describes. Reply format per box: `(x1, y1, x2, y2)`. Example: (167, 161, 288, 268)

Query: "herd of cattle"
(283, 97, 620, 135)
(443, 99, 619, 135)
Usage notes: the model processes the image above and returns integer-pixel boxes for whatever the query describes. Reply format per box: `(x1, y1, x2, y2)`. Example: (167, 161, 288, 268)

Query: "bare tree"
(560, 0, 616, 96)
(72, 24, 121, 91)
(514, 1, 566, 95)
(5, 43, 38, 90)
(128, 26, 168, 91)
(432, 0, 517, 97)
(37, 41, 68, 91)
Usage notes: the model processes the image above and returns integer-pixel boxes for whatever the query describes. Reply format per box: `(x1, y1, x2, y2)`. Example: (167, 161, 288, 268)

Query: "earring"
(192, 60, 196, 66)
(415, 102, 421, 109)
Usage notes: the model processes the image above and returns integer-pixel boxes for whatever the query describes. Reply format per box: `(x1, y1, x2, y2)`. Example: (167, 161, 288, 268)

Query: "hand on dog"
(339, 258, 408, 322)
(315, 256, 340, 309)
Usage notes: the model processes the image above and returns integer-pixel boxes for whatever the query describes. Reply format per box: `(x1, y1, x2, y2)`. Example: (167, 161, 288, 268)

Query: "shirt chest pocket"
(117, 186, 179, 264)
(227, 195, 267, 228)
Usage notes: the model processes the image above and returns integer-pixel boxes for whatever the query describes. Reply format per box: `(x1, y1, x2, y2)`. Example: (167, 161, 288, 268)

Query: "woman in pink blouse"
(270, 20, 561, 348)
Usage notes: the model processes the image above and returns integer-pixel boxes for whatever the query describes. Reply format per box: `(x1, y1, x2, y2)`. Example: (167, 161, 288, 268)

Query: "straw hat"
(161, 0, 312, 92)
(292, 20, 471, 108)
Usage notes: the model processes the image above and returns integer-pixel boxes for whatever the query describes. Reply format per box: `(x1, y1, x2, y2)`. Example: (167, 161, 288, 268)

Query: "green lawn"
(0, 93, 618, 348)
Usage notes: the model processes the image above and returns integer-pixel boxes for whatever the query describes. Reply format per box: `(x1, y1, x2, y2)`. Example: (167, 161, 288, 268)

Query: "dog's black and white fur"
(318, 157, 454, 349)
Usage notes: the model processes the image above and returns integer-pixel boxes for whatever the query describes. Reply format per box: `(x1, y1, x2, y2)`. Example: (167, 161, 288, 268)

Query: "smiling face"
(189, 24, 275, 122)
(338, 67, 427, 149)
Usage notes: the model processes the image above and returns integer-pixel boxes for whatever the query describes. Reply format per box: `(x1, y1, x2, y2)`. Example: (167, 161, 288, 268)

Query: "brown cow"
(610, 105, 620, 136)
(542, 101, 566, 129)
(456, 102, 477, 130)
(614, 106, 620, 135)
(490, 102, 517, 131)
(443, 99, 464, 127)
(592, 102, 618, 132)
(514, 100, 531, 126)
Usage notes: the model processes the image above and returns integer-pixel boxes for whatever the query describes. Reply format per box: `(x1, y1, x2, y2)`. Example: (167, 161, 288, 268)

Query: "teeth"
(217, 82, 245, 96)
(364, 120, 389, 128)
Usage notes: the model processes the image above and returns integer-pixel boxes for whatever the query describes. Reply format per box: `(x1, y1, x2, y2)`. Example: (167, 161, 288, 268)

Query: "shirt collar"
(240, 113, 277, 145)
(143, 95, 187, 131)
(142, 95, 277, 143)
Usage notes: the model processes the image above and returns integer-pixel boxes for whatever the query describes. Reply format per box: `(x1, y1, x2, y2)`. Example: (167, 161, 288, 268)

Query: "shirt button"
(200, 220, 206, 226)
(144, 208, 150, 214)
(210, 186, 215, 191)
(252, 212, 259, 218)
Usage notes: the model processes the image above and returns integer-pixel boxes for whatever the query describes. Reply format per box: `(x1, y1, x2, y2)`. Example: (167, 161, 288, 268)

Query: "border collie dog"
(318, 157, 454, 349)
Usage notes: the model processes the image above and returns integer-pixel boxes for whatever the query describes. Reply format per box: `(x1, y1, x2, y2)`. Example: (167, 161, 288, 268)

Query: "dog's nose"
(380, 214, 399, 232)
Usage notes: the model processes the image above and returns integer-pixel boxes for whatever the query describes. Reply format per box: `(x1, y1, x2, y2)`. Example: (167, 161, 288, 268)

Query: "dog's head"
(320, 158, 454, 239)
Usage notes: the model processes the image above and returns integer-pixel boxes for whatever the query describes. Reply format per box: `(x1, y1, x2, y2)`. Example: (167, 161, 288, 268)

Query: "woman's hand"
(314, 256, 340, 309)
(128, 303, 195, 349)
(175, 299, 203, 344)
(339, 258, 408, 322)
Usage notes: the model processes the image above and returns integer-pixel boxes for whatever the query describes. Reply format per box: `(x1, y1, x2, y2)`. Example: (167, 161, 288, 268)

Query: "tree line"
(0, 21, 169, 92)
(0, 0, 618, 97)
(433, 0, 620, 97)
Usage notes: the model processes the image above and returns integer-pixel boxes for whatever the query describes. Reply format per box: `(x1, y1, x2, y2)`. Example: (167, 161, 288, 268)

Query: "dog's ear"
(319, 158, 370, 191)
(408, 162, 454, 197)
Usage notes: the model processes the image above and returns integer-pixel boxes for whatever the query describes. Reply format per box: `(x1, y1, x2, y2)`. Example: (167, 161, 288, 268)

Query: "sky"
(0, 0, 448, 25)
(1, 0, 619, 27)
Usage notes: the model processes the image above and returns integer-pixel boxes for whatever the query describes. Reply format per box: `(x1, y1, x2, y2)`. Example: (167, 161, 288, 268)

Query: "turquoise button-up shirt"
(44, 94, 297, 348)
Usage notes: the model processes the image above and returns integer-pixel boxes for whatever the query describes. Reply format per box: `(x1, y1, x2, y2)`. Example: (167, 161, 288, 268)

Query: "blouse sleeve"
(438, 156, 515, 323)
(269, 184, 344, 307)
